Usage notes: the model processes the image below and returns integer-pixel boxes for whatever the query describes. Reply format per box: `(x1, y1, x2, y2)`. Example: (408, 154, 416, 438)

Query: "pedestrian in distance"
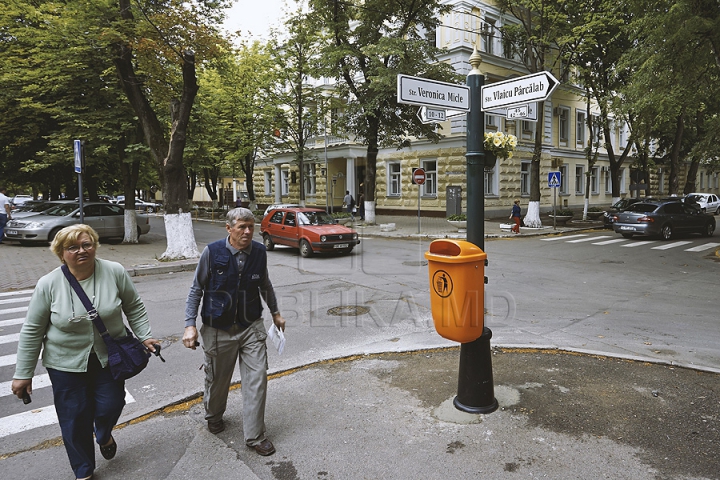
(0, 186, 11, 243)
(510, 198, 522, 234)
(343, 190, 355, 221)
(183, 207, 286, 457)
(11, 224, 158, 480)
(358, 191, 365, 221)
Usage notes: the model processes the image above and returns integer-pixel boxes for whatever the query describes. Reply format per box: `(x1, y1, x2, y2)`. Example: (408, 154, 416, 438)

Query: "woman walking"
(11, 224, 157, 480)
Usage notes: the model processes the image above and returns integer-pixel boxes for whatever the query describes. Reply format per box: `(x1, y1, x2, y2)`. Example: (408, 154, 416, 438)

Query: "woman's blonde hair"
(49, 224, 100, 263)
(514, 199, 520, 204)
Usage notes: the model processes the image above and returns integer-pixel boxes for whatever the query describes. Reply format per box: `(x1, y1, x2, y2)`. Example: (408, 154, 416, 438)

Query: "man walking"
(183, 208, 286, 456)
(343, 190, 355, 221)
(0, 187, 11, 244)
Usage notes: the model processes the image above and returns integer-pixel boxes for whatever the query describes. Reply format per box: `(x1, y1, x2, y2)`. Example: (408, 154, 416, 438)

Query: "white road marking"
(0, 374, 52, 397)
(621, 241, 656, 247)
(592, 239, 628, 245)
(651, 241, 693, 250)
(685, 243, 720, 252)
(0, 333, 20, 345)
(0, 290, 34, 298)
(0, 317, 24, 328)
(567, 236, 612, 243)
(0, 307, 28, 315)
(0, 296, 31, 306)
(541, 234, 588, 241)
(0, 354, 17, 367)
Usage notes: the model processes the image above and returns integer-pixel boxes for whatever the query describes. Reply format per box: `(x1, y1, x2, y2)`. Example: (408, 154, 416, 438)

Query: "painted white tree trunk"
(123, 210, 139, 243)
(523, 201, 542, 228)
(583, 197, 589, 220)
(248, 201, 258, 211)
(365, 201, 376, 225)
(612, 196, 620, 205)
(160, 213, 201, 260)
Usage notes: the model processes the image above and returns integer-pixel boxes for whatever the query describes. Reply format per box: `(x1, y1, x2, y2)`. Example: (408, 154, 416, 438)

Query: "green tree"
(308, 0, 459, 223)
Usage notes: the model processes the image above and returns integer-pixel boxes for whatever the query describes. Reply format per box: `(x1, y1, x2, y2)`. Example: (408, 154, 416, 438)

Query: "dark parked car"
(260, 207, 360, 257)
(612, 200, 715, 240)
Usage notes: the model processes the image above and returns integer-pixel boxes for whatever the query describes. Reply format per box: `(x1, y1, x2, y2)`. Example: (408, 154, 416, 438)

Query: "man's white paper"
(267, 324, 285, 355)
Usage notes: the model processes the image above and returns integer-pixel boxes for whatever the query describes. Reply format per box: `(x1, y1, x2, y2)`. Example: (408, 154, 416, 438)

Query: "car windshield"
(686, 195, 703, 202)
(625, 203, 658, 213)
(298, 211, 336, 225)
(43, 203, 79, 216)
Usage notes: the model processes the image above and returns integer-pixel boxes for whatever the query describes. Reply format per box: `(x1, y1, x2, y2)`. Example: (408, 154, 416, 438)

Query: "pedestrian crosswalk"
(0, 289, 135, 439)
(541, 234, 720, 253)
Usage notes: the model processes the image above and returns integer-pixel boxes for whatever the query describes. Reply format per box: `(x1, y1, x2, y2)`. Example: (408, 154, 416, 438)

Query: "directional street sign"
(486, 103, 538, 122)
(397, 74, 470, 111)
(413, 168, 426, 185)
(417, 107, 447, 124)
(481, 71, 559, 110)
(548, 171, 561, 188)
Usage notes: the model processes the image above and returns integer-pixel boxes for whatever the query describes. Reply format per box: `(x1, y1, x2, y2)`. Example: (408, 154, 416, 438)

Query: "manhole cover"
(403, 260, 428, 266)
(327, 305, 370, 316)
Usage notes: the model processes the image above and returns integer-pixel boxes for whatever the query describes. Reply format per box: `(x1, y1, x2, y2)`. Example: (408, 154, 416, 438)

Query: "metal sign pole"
(417, 184, 421, 234)
(553, 187, 557, 230)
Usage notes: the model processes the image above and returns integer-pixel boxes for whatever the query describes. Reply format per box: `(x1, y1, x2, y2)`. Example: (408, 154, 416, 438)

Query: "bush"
(587, 206, 603, 212)
(332, 212, 351, 219)
(447, 214, 467, 221)
(553, 209, 574, 216)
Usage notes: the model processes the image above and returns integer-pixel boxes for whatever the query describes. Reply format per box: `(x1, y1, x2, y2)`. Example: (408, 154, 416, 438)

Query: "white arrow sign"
(398, 74, 470, 111)
(486, 102, 538, 122)
(417, 107, 447, 124)
(481, 71, 559, 110)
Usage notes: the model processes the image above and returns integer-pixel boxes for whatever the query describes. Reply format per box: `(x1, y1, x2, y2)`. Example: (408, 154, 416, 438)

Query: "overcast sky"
(223, 0, 290, 39)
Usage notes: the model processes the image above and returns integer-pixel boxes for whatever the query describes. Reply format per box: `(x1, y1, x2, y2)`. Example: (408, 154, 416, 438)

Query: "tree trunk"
(363, 115, 380, 224)
(668, 112, 685, 196)
(524, 116, 543, 228)
(112, 0, 199, 259)
(121, 154, 140, 243)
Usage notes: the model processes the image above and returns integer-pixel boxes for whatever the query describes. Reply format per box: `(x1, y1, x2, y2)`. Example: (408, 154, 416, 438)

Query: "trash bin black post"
(456, 47, 498, 414)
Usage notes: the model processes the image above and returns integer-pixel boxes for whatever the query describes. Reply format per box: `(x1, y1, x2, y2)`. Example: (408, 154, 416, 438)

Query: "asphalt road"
(2, 225, 718, 457)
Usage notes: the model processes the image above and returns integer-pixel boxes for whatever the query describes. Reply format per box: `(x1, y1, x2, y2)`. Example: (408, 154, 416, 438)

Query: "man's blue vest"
(200, 239, 267, 330)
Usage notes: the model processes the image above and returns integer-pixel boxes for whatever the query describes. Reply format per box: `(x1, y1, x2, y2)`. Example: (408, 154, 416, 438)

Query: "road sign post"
(548, 171, 561, 230)
(74, 140, 84, 223)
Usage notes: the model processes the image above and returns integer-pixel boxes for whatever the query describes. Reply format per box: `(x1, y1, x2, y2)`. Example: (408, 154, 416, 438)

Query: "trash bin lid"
(424, 239, 486, 263)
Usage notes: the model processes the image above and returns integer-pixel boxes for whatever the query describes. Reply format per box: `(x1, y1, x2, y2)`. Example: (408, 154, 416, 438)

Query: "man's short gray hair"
(226, 207, 255, 227)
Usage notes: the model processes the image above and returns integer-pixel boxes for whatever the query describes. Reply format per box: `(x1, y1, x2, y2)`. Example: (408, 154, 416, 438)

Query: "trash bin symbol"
(424, 239, 486, 343)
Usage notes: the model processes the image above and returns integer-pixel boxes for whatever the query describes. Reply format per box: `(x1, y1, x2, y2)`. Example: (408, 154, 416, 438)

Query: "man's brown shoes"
(250, 439, 276, 456)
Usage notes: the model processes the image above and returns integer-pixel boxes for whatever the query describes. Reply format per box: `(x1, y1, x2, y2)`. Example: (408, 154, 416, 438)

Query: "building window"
(388, 162, 401, 196)
(658, 168, 665, 194)
(560, 165, 569, 195)
(591, 166, 599, 194)
(619, 168, 626, 193)
(558, 107, 570, 145)
(421, 160, 437, 196)
(576, 111, 586, 147)
(520, 161, 531, 195)
(485, 113, 500, 130)
(482, 20, 496, 56)
(304, 164, 316, 196)
(281, 170, 289, 196)
(264, 171, 272, 196)
(591, 114, 602, 146)
(521, 120, 535, 141)
(575, 165, 585, 194)
(485, 157, 498, 196)
(604, 167, 611, 193)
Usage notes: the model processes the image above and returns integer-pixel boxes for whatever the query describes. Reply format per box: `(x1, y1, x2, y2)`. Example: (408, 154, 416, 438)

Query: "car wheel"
(716, 207, 720, 215)
(660, 224, 673, 240)
(48, 227, 63, 243)
(621, 233, 633, 239)
(147, 207, 155, 213)
(702, 222, 715, 237)
(137, 226, 143, 238)
(263, 234, 275, 251)
(299, 239, 313, 258)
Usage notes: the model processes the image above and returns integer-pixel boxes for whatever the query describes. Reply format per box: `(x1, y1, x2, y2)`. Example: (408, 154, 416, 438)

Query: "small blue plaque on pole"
(74, 140, 82, 173)
(548, 171, 561, 188)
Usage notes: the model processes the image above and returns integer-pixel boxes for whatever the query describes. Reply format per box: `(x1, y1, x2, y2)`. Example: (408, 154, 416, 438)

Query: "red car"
(260, 207, 360, 257)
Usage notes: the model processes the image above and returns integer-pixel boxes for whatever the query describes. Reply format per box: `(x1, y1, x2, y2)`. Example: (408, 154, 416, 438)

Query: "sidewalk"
(2, 215, 717, 480)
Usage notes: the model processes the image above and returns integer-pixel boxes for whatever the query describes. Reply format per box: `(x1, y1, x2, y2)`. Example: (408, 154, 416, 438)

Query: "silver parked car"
(4, 202, 151, 244)
(612, 200, 715, 240)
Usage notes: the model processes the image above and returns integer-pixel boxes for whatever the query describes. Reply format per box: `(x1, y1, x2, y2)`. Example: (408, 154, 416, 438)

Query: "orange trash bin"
(424, 239, 486, 343)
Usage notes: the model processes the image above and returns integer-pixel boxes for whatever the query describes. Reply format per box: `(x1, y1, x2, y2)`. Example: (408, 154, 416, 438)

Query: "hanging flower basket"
(484, 131, 518, 160)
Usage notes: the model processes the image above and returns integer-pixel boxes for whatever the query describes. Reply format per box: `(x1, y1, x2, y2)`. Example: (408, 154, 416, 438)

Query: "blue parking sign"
(74, 140, 82, 173)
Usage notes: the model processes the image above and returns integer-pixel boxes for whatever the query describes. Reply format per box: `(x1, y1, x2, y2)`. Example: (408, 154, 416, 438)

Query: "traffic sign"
(486, 103, 538, 122)
(548, 171, 561, 188)
(481, 72, 559, 110)
(417, 107, 447, 124)
(73, 140, 82, 173)
(413, 168, 426, 185)
(397, 74, 470, 111)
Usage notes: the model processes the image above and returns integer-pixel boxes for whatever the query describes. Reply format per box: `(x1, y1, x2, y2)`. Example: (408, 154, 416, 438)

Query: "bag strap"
(61, 264, 111, 340)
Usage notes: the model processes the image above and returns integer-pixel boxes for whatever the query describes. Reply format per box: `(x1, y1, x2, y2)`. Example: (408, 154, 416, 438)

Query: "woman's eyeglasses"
(65, 242, 95, 254)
